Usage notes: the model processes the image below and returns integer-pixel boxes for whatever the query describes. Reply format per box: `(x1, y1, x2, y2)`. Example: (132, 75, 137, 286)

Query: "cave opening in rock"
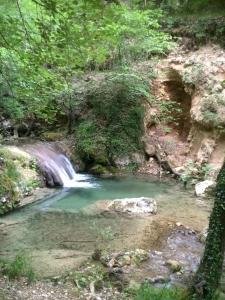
(163, 69, 193, 140)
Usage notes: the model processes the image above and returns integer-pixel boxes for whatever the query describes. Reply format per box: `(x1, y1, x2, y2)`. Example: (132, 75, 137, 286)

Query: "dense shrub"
(74, 72, 149, 168)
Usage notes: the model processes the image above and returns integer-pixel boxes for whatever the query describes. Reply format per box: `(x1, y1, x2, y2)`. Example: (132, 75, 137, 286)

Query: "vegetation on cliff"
(0, 149, 21, 214)
(73, 71, 149, 170)
(0, 148, 41, 214)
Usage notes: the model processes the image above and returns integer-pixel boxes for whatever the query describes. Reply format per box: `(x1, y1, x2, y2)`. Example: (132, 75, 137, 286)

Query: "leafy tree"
(0, 0, 172, 135)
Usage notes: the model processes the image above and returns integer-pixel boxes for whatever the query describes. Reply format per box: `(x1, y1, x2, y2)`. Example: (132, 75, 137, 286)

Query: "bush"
(0, 254, 35, 282)
(75, 71, 149, 168)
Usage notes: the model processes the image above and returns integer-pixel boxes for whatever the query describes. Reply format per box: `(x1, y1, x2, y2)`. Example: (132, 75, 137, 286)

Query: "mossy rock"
(40, 131, 65, 141)
(71, 156, 86, 172)
(89, 164, 111, 175)
(94, 154, 110, 166)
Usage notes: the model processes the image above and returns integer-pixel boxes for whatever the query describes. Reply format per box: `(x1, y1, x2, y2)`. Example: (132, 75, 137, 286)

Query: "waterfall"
(25, 143, 94, 188)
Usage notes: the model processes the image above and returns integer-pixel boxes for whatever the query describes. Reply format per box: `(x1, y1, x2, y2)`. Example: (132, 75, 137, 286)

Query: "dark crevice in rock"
(163, 69, 193, 140)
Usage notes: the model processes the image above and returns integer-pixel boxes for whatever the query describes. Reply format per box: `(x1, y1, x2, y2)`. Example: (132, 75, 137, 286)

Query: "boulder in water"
(108, 197, 157, 215)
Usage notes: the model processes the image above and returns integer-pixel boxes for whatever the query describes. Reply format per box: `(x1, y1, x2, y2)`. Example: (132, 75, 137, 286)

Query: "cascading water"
(25, 143, 94, 188)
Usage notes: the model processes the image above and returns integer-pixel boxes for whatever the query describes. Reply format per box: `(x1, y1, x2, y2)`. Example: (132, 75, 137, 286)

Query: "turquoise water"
(39, 175, 174, 211)
(1, 175, 210, 224)
(0, 175, 210, 276)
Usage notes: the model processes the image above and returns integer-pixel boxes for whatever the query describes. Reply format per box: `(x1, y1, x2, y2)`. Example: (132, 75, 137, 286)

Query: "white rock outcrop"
(108, 197, 157, 215)
(195, 180, 215, 197)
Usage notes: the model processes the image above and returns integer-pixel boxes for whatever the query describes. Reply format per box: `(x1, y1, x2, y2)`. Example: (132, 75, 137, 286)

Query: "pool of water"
(4, 175, 210, 215)
(0, 175, 211, 277)
(39, 175, 185, 211)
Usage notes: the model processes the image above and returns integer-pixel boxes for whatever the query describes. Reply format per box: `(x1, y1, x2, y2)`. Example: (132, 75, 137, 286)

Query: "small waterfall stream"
(25, 143, 93, 188)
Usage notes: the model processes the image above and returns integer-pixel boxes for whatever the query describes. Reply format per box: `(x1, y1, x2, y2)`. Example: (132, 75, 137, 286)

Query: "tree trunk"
(191, 163, 225, 299)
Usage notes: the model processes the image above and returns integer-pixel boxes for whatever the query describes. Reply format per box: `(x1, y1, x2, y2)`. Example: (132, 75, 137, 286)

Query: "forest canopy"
(0, 0, 172, 127)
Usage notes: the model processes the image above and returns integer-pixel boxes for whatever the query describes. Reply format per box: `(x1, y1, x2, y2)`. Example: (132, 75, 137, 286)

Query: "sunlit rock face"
(143, 45, 225, 180)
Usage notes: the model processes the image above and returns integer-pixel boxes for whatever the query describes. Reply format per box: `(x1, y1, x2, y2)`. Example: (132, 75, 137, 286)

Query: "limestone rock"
(101, 249, 149, 269)
(196, 138, 216, 165)
(148, 276, 170, 284)
(108, 197, 157, 215)
(145, 144, 156, 157)
(132, 249, 149, 263)
(166, 260, 182, 273)
(195, 180, 215, 197)
(114, 156, 131, 168)
(143, 45, 225, 180)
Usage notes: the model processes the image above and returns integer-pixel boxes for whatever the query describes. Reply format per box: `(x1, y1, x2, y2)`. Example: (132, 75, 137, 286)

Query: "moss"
(89, 164, 111, 175)
(40, 131, 65, 141)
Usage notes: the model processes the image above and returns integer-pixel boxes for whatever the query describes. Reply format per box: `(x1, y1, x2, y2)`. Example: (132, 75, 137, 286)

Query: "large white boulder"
(195, 180, 215, 197)
(108, 197, 157, 215)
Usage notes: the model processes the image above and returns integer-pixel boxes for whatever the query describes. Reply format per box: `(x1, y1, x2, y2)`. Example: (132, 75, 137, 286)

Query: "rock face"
(141, 45, 225, 181)
(0, 146, 42, 215)
(42, 165, 63, 187)
(195, 180, 215, 197)
(108, 197, 157, 215)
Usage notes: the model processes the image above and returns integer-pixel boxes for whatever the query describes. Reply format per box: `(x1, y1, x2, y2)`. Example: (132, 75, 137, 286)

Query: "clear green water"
(39, 176, 175, 211)
(0, 175, 211, 277)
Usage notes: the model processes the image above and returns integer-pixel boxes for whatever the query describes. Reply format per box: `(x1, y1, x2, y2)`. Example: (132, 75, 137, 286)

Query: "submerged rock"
(108, 197, 157, 215)
(195, 180, 215, 197)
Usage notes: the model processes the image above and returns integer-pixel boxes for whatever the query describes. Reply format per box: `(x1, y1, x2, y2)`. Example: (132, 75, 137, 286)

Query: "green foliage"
(149, 96, 183, 131)
(160, 0, 225, 14)
(0, 0, 173, 131)
(200, 94, 225, 130)
(180, 160, 213, 186)
(0, 254, 35, 282)
(132, 283, 187, 300)
(158, 100, 182, 124)
(26, 178, 40, 189)
(0, 149, 21, 214)
(75, 72, 148, 167)
(0, 149, 41, 215)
